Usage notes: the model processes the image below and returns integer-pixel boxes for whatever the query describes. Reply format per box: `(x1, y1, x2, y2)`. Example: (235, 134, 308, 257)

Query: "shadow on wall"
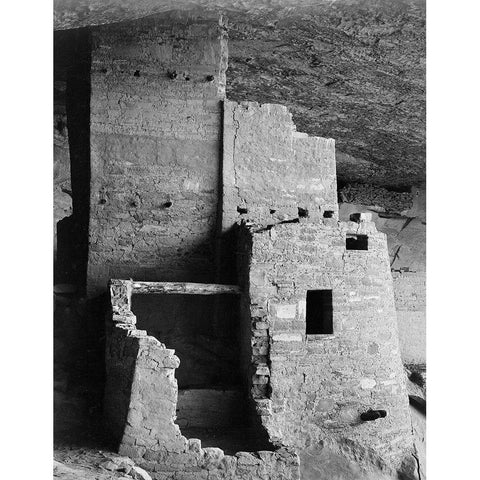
(132, 293, 242, 389)
(55, 28, 92, 291)
(54, 292, 109, 447)
(55, 28, 108, 449)
(126, 288, 274, 455)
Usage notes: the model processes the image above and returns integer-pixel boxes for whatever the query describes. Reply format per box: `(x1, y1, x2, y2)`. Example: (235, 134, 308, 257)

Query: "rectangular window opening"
(306, 290, 333, 335)
(346, 234, 368, 250)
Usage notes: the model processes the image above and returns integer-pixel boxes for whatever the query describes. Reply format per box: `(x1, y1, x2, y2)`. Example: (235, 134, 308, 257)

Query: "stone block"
(360, 378, 377, 389)
(252, 374, 269, 385)
(187, 438, 202, 453)
(272, 304, 297, 319)
(202, 447, 224, 468)
(254, 321, 269, 330)
(272, 333, 303, 343)
(235, 452, 261, 465)
(255, 364, 270, 376)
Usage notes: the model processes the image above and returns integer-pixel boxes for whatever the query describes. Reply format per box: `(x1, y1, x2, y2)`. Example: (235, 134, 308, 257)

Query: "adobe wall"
(237, 221, 415, 474)
(106, 279, 300, 480)
(88, 14, 228, 297)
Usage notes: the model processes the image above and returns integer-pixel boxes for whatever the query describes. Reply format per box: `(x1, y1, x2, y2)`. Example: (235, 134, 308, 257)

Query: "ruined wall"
(88, 13, 228, 297)
(339, 187, 426, 364)
(106, 280, 300, 480)
(222, 101, 338, 231)
(237, 221, 415, 475)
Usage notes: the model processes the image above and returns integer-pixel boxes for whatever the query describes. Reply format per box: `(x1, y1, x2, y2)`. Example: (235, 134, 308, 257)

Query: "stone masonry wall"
(106, 279, 300, 480)
(237, 220, 415, 475)
(88, 13, 228, 297)
(339, 187, 426, 364)
(222, 100, 338, 231)
(392, 271, 426, 365)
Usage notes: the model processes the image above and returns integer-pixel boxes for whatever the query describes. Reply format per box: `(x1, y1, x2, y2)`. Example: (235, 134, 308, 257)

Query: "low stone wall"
(105, 279, 300, 480)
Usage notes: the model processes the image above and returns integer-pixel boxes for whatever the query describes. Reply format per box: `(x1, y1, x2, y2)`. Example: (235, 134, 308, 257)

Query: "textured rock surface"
(299, 445, 397, 480)
(54, 449, 153, 480)
(227, 0, 425, 187)
(54, 0, 425, 188)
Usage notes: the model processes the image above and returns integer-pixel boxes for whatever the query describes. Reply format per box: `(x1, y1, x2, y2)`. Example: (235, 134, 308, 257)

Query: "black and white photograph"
(4, 1, 479, 479)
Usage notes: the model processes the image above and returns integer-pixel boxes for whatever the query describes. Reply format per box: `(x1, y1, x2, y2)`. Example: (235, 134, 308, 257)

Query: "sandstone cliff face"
(226, 0, 425, 187)
(54, 0, 425, 190)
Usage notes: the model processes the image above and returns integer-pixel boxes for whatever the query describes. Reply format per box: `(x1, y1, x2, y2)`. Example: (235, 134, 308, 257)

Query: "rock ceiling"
(54, 0, 425, 188)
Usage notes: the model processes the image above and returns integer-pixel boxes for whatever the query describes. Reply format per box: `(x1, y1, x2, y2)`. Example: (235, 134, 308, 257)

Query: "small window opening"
(237, 206, 248, 214)
(298, 207, 309, 218)
(306, 290, 333, 334)
(346, 234, 368, 250)
(323, 210, 334, 218)
(270, 209, 276, 214)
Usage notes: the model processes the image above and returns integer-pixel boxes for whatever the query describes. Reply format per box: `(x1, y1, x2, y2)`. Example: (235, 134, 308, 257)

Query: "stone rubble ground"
(54, 447, 152, 480)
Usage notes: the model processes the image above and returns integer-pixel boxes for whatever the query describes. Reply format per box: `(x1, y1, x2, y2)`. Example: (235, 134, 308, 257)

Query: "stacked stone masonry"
(106, 279, 300, 480)
(222, 100, 338, 231)
(236, 220, 415, 476)
(339, 193, 426, 365)
(88, 14, 228, 296)
(95, 12, 419, 480)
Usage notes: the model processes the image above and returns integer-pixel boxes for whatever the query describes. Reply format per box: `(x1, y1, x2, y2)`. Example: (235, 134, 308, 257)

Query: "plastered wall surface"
(88, 14, 228, 297)
(237, 221, 415, 475)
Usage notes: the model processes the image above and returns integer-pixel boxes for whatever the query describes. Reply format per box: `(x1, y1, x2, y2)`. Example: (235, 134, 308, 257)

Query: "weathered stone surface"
(105, 278, 300, 480)
(237, 220, 415, 474)
(91, 14, 419, 480)
(223, 100, 337, 231)
(338, 188, 426, 364)
(226, 1, 425, 187)
(87, 14, 228, 297)
(55, 0, 425, 190)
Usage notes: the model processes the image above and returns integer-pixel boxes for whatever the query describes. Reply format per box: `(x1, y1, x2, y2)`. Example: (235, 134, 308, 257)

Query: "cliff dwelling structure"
(53, 1, 426, 480)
